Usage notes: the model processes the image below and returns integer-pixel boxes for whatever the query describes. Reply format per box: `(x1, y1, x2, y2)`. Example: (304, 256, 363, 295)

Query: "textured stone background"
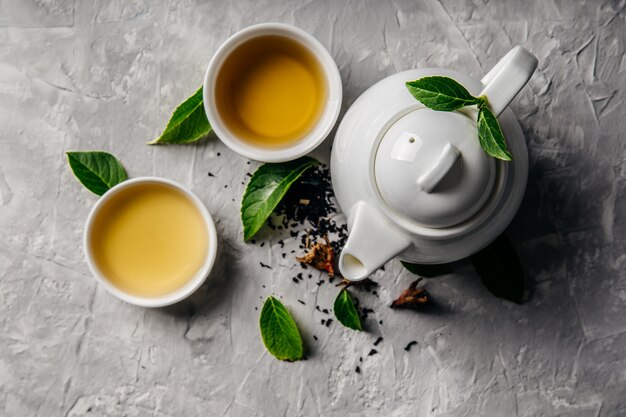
(1, 0, 625, 416)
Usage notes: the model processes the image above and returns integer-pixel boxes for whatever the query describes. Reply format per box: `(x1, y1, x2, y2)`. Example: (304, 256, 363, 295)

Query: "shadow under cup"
(204, 23, 342, 162)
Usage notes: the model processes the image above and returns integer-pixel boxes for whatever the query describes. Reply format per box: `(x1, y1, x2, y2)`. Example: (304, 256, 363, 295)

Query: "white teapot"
(331, 46, 538, 281)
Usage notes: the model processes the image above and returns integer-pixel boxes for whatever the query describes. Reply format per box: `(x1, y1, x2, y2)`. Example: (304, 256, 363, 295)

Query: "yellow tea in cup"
(88, 182, 209, 298)
(215, 34, 327, 148)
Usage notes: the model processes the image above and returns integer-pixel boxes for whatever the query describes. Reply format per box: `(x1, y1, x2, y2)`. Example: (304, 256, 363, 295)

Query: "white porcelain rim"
(83, 177, 218, 308)
(203, 23, 342, 162)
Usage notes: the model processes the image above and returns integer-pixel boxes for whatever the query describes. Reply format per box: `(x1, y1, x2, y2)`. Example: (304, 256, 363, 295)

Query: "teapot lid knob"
(417, 143, 461, 193)
(374, 107, 496, 228)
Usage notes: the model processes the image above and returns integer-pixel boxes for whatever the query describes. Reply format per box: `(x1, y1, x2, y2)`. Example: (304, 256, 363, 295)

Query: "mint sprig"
(477, 105, 512, 161)
(67, 151, 128, 195)
(259, 296, 304, 361)
(333, 289, 362, 331)
(406, 76, 483, 111)
(148, 86, 211, 145)
(405, 76, 512, 161)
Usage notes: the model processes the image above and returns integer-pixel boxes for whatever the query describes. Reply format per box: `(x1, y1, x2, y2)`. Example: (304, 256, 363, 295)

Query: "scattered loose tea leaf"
(390, 279, 431, 309)
(368, 349, 378, 356)
(373, 337, 383, 346)
(241, 157, 318, 241)
(336, 277, 378, 290)
(148, 86, 212, 144)
(259, 296, 303, 362)
(359, 307, 375, 321)
(66, 151, 128, 196)
(404, 341, 418, 351)
(333, 289, 362, 331)
(272, 164, 348, 256)
(296, 236, 335, 277)
(471, 233, 525, 304)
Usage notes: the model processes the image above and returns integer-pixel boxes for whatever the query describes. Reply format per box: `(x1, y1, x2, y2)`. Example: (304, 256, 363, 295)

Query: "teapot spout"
(339, 202, 412, 281)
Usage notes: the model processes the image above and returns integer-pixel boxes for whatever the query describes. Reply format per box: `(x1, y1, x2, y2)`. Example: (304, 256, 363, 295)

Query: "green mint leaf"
(471, 233, 526, 304)
(241, 156, 317, 241)
(66, 151, 128, 196)
(333, 289, 362, 331)
(477, 106, 513, 161)
(259, 296, 303, 361)
(401, 261, 454, 278)
(148, 86, 211, 144)
(405, 76, 481, 111)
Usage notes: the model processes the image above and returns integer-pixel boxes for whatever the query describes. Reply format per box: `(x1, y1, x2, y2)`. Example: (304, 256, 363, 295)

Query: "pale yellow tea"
(215, 35, 327, 147)
(90, 183, 208, 297)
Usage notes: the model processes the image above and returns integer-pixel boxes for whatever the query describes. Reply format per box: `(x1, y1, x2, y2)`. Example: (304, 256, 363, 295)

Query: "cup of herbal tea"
(203, 23, 342, 162)
(83, 177, 218, 307)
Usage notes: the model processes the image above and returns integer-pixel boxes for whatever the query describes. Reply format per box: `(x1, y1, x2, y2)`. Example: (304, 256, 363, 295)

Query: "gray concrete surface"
(1, 0, 625, 416)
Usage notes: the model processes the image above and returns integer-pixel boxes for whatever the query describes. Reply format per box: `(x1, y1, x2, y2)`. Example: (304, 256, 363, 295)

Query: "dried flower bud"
(296, 236, 335, 277)
(391, 279, 431, 309)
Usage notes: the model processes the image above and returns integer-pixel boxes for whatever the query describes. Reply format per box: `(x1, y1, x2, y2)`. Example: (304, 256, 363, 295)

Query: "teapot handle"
(479, 46, 538, 117)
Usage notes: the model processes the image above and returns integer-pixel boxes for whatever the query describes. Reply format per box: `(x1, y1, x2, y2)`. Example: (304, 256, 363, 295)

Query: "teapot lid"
(374, 107, 495, 228)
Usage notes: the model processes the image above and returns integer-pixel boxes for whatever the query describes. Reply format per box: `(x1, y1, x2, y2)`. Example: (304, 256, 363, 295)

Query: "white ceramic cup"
(203, 23, 342, 162)
(83, 177, 218, 308)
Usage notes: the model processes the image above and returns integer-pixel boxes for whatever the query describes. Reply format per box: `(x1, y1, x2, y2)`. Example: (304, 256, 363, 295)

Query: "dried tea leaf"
(296, 237, 335, 277)
(390, 279, 431, 309)
(336, 277, 378, 290)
